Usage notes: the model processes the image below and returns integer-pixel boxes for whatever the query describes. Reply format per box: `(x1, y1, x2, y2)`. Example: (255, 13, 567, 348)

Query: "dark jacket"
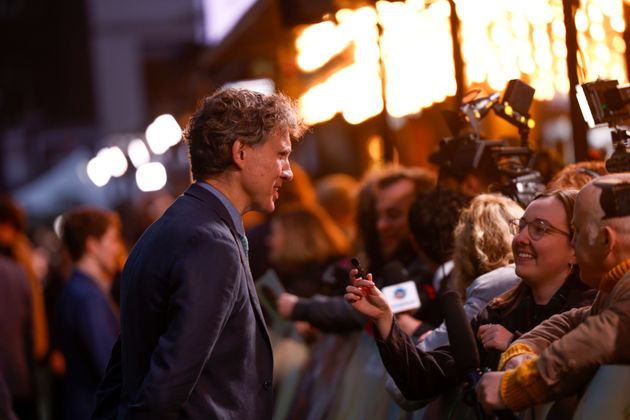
(92, 184, 274, 420)
(56, 269, 119, 420)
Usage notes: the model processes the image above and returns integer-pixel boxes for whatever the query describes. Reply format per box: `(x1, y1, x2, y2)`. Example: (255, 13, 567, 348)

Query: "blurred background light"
(135, 162, 167, 192)
(86, 151, 111, 187)
(127, 139, 151, 168)
(145, 114, 182, 155)
(222, 78, 276, 94)
(106, 146, 129, 178)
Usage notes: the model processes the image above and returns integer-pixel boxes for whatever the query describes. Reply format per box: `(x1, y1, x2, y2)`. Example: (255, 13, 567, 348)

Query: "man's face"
(571, 188, 606, 288)
(375, 178, 416, 260)
(93, 225, 123, 280)
(241, 129, 293, 214)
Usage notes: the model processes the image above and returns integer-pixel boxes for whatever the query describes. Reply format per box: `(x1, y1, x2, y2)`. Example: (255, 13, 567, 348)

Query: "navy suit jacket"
(93, 184, 274, 420)
(56, 270, 119, 419)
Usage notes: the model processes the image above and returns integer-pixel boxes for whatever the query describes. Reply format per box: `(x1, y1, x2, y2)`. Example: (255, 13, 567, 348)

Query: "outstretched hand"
(344, 269, 394, 337)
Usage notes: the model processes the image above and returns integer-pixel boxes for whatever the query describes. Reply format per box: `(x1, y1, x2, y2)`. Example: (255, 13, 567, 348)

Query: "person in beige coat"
(475, 174, 630, 413)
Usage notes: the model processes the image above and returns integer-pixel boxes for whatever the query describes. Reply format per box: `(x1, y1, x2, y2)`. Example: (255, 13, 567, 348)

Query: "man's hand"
(477, 323, 514, 351)
(475, 371, 507, 414)
(276, 293, 298, 318)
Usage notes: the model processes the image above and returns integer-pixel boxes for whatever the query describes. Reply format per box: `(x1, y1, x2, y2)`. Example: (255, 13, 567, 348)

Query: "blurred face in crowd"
(512, 195, 575, 289)
(241, 129, 293, 214)
(375, 178, 416, 260)
(267, 218, 285, 265)
(571, 186, 606, 288)
(91, 224, 123, 280)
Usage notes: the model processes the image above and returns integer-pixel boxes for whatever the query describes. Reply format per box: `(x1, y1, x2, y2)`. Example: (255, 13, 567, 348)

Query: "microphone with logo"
(442, 290, 516, 420)
(381, 261, 425, 317)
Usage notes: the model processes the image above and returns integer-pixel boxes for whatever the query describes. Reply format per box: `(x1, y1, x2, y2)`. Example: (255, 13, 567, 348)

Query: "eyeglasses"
(509, 218, 571, 241)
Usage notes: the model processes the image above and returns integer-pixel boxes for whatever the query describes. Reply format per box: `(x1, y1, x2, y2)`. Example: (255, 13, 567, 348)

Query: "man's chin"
(255, 201, 275, 214)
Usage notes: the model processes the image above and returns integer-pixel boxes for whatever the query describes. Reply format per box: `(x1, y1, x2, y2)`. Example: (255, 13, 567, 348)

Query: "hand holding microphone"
(345, 257, 394, 338)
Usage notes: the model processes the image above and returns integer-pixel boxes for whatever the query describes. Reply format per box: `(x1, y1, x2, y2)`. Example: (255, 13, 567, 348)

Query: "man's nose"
(282, 163, 293, 181)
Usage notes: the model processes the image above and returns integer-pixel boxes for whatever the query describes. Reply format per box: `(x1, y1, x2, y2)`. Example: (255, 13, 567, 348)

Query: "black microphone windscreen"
(441, 290, 480, 372)
(382, 260, 409, 286)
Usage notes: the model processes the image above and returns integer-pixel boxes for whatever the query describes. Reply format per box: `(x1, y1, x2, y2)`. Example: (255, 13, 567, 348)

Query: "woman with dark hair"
(345, 189, 596, 415)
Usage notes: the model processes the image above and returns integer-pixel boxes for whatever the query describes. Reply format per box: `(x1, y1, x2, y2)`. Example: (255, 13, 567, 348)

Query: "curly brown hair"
(451, 193, 524, 294)
(184, 88, 308, 180)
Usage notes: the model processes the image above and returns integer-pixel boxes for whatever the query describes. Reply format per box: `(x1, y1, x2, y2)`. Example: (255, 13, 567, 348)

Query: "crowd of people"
(0, 88, 629, 420)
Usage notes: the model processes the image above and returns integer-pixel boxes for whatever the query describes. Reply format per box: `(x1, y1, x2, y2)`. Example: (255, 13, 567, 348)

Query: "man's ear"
(232, 139, 246, 169)
(601, 225, 615, 255)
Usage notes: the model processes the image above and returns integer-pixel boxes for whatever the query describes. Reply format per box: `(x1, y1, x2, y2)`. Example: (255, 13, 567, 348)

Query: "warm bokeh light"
(457, 0, 565, 100)
(296, 1, 455, 125)
(367, 134, 384, 165)
(295, 21, 349, 72)
(576, 0, 627, 84)
(377, 0, 456, 117)
(457, 0, 627, 100)
(295, 0, 628, 124)
(135, 162, 167, 192)
(297, 6, 384, 125)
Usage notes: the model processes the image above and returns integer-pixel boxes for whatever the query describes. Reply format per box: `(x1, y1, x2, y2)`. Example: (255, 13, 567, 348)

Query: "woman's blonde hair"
(451, 193, 524, 294)
(270, 203, 350, 268)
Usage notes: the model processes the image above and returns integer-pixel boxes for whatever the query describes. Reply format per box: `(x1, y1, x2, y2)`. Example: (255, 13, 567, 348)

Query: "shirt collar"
(196, 181, 246, 237)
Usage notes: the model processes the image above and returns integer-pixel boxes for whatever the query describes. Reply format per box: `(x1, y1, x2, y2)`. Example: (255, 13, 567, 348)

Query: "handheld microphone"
(441, 290, 485, 379)
(351, 257, 367, 279)
(441, 290, 516, 420)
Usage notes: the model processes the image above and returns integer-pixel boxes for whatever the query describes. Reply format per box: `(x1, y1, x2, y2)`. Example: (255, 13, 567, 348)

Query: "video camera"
(430, 79, 545, 207)
(576, 79, 630, 173)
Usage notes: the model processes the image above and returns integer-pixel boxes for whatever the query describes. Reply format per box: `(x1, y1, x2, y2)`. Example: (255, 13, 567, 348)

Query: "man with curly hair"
(93, 89, 307, 420)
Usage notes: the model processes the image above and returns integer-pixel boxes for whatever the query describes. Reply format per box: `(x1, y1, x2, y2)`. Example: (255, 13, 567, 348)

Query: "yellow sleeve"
(498, 342, 536, 371)
(500, 357, 550, 412)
